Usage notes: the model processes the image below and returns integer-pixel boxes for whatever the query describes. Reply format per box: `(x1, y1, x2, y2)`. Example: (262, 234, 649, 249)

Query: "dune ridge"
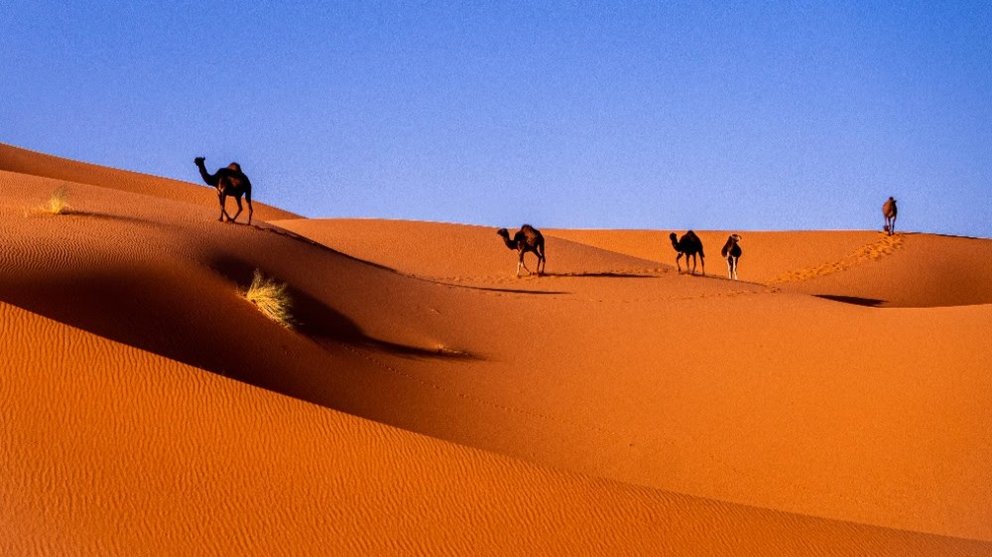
(0, 143, 298, 221)
(2, 144, 991, 553)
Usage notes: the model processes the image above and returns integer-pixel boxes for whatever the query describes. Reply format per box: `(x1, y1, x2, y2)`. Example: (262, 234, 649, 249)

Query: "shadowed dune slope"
(2, 148, 992, 551)
(0, 142, 298, 221)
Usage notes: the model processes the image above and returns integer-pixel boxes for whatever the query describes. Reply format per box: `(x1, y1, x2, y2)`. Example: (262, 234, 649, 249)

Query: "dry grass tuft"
(45, 186, 71, 214)
(244, 269, 293, 328)
(27, 186, 71, 216)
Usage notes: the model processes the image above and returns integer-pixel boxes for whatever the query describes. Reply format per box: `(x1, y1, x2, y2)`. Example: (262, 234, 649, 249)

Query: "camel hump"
(227, 162, 242, 172)
(520, 224, 542, 238)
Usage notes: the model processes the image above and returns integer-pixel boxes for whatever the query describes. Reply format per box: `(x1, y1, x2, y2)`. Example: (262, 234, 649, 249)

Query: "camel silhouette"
(882, 196, 897, 235)
(669, 231, 705, 275)
(497, 225, 546, 277)
(194, 157, 254, 224)
(720, 234, 742, 280)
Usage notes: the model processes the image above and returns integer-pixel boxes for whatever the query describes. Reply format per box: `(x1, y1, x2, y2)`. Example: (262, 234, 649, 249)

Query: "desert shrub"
(244, 269, 293, 328)
(47, 186, 71, 214)
(32, 186, 71, 216)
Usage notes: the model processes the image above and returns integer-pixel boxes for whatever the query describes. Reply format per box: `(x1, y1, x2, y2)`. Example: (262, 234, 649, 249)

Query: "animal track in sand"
(771, 233, 904, 284)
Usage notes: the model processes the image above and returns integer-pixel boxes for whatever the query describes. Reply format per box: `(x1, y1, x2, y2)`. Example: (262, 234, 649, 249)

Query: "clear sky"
(3, 2, 990, 237)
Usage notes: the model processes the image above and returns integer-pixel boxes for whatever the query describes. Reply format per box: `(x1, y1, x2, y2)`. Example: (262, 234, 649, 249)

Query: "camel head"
(496, 228, 516, 250)
(730, 234, 741, 243)
(194, 156, 206, 166)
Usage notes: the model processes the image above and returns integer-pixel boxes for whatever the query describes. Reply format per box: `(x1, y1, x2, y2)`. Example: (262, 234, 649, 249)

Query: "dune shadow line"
(212, 256, 481, 361)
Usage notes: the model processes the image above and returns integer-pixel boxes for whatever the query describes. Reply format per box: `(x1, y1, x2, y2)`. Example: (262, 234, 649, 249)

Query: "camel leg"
(890, 215, 896, 235)
(520, 252, 532, 276)
(229, 196, 243, 223)
(675, 253, 683, 273)
(246, 191, 254, 225)
(218, 193, 227, 222)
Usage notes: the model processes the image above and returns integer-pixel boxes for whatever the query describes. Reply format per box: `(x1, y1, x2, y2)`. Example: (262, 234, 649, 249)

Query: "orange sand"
(2, 142, 990, 555)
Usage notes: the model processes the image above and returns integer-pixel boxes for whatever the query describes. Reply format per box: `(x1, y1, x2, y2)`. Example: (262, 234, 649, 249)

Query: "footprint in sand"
(772, 234, 904, 284)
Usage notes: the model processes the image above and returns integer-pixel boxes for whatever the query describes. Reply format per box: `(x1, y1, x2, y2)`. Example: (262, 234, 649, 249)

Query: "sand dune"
(550, 228, 992, 307)
(2, 145, 991, 554)
(6, 302, 989, 556)
(271, 218, 664, 286)
(0, 143, 297, 221)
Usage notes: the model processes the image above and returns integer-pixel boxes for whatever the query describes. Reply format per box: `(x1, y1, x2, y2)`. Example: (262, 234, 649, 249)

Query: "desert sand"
(2, 142, 990, 555)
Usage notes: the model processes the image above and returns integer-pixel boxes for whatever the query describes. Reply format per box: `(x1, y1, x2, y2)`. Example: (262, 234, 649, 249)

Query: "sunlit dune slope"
(271, 218, 664, 286)
(0, 142, 297, 221)
(2, 147, 991, 552)
(549, 228, 992, 307)
(7, 303, 989, 556)
(270, 219, 991, 539)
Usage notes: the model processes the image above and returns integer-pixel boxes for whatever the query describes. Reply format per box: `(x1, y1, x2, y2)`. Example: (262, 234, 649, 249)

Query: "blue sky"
(3, 2, 990, 237)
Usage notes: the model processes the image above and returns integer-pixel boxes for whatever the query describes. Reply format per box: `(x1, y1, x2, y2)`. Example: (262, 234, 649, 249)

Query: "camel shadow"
(542, 271, 658, 279)
(440, 283, 569, 295)
(814, 294, 886, 307)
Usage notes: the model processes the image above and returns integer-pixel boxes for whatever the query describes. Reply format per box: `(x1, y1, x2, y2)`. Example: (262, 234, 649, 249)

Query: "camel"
(194, 157, 254, 224)
(882, 196, 897, 235)
(497, 225, 546, 277)
(720, 234, 742, 280)
(669, 230, 705, 275)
